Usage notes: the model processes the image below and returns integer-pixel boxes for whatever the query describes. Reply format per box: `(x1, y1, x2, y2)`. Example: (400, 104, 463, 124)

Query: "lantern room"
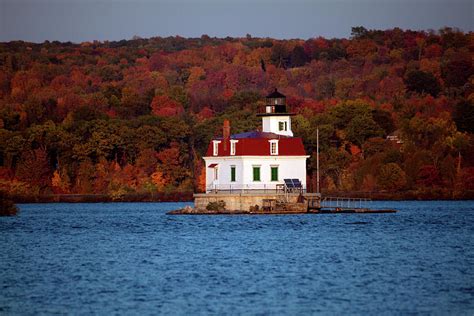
(265, 88, 287, 113)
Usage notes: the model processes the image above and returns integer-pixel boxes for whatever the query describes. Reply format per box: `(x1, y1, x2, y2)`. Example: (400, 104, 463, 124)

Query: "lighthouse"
(202, 89, 309, 194)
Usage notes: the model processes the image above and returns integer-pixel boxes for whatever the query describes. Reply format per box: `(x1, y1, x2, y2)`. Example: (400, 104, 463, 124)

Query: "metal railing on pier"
(320, 197, 371, 210)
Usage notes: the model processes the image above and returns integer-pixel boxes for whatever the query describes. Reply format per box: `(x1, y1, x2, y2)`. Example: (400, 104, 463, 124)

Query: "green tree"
(316, 77, 336, 99)
(346, 115, 384, 147)
(383, 149, 403, 164)
(453, 99, 474, 134)
(72, 105, 108, 122)
(134, 125, 167, 151)
(289, 45, 308, 67)
(440, 154, 457, 187)
(319, 148, 351, 189)
(327, 100, 371, 129)
(351, 26, 369, 39)
(377, 163, 407, 191)
(0, 130, 25, 169)
(372, 108, 395, 135)
(74, 159, 95, 194)
(15, 148, 52, 193)
(441, 52, 473, 87)
(270, 43, 290, 68)
(362, 137, 386, 157)
(404, 70, 441, 97)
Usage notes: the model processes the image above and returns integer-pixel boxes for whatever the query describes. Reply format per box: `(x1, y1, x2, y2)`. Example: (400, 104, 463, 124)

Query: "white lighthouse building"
(203, 89, 309, 193)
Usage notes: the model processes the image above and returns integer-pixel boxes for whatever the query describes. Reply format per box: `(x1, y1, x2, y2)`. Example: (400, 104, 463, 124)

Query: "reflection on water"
(1, 201, 473, 314)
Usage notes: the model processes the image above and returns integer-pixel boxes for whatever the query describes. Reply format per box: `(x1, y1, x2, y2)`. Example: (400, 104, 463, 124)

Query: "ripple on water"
(0, 201, 473, 314)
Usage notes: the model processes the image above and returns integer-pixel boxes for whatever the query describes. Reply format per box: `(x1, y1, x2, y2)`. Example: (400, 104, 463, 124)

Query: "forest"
(0, 27, 473, 201)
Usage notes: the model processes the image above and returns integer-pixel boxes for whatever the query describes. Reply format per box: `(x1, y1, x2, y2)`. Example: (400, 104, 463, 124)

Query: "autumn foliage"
(0, 27, 473, 200)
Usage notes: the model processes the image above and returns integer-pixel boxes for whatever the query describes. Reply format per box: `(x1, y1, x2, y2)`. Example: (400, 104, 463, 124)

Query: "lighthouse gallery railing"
(206, 183, 306, 194)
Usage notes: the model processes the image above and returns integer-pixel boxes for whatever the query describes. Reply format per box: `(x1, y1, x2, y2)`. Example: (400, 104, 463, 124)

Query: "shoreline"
(9, 189, 474, 203)
(10, 192, 194, 204)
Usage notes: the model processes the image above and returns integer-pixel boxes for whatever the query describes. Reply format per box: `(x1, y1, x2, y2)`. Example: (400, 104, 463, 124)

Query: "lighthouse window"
(212, 140, 220, 156)
(269, 140, 279, 155)
(278, 121, 287, 131)
(230, 166, 236, 182)
(230, 140, 238, 155)
(253, 166, 261, 181)
(271, 166, 278, 181)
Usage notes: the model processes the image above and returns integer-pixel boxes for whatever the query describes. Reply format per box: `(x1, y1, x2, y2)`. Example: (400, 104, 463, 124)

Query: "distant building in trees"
(386, 131, 404, 145)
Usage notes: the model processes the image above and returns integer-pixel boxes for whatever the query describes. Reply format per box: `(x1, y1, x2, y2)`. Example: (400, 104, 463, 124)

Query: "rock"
(183, 205, 194, 213)
(0, 193, 18, 216)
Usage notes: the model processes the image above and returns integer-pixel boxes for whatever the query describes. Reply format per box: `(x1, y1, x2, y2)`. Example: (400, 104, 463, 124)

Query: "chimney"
(223, 119, 230, 151)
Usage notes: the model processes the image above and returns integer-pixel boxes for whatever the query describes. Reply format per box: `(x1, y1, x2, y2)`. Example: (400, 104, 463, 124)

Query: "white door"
(212, 167, 219, 189)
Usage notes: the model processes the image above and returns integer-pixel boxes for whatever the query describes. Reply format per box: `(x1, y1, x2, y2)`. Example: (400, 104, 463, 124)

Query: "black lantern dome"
(257, 88, 294, 117)
(265, 88, 286, 113)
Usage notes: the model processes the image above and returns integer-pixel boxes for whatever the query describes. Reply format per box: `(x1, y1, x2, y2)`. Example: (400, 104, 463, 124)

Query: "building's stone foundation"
(194, 193, 320, 212)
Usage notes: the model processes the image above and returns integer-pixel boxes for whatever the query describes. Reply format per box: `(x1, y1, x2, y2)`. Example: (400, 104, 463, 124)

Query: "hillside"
(0, 27, 473, 200)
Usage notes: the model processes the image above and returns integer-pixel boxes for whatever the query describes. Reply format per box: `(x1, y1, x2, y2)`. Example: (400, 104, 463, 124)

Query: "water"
(1, 201, 473, 315)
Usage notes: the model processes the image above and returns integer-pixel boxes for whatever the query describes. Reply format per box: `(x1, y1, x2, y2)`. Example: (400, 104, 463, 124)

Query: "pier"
(169, 192, 396, 215)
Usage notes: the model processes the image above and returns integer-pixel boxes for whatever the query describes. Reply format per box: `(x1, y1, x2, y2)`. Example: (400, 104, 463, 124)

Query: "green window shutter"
(231, 166, 236, 182)
(253, 167, 260, 181)
(271, 167, 278, 181)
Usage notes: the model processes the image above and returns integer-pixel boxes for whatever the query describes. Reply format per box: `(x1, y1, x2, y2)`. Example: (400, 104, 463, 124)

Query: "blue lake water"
(1, 201, 473, 314)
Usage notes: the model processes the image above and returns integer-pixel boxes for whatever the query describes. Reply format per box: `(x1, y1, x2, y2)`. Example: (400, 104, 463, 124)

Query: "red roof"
(205, 137, 307, 157)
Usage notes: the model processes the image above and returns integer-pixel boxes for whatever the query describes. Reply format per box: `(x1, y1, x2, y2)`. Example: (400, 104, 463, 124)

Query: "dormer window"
(269, 140, 279, 155)
(271, 142, 277, 155)
(230, 140, 238, 155)
(278, 121, 287, 131)
(212, 140, 221, 156)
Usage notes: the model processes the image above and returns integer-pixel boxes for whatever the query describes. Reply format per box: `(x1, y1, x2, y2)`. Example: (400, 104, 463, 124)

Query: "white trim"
(269, 139, 279, 155)
(230, 139, 238, 155)
(212, 140, 221, 156)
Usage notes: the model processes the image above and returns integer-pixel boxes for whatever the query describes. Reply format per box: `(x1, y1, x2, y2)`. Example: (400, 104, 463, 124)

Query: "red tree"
(151, 95, 184, 117)
(416, 165, 441, 187)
